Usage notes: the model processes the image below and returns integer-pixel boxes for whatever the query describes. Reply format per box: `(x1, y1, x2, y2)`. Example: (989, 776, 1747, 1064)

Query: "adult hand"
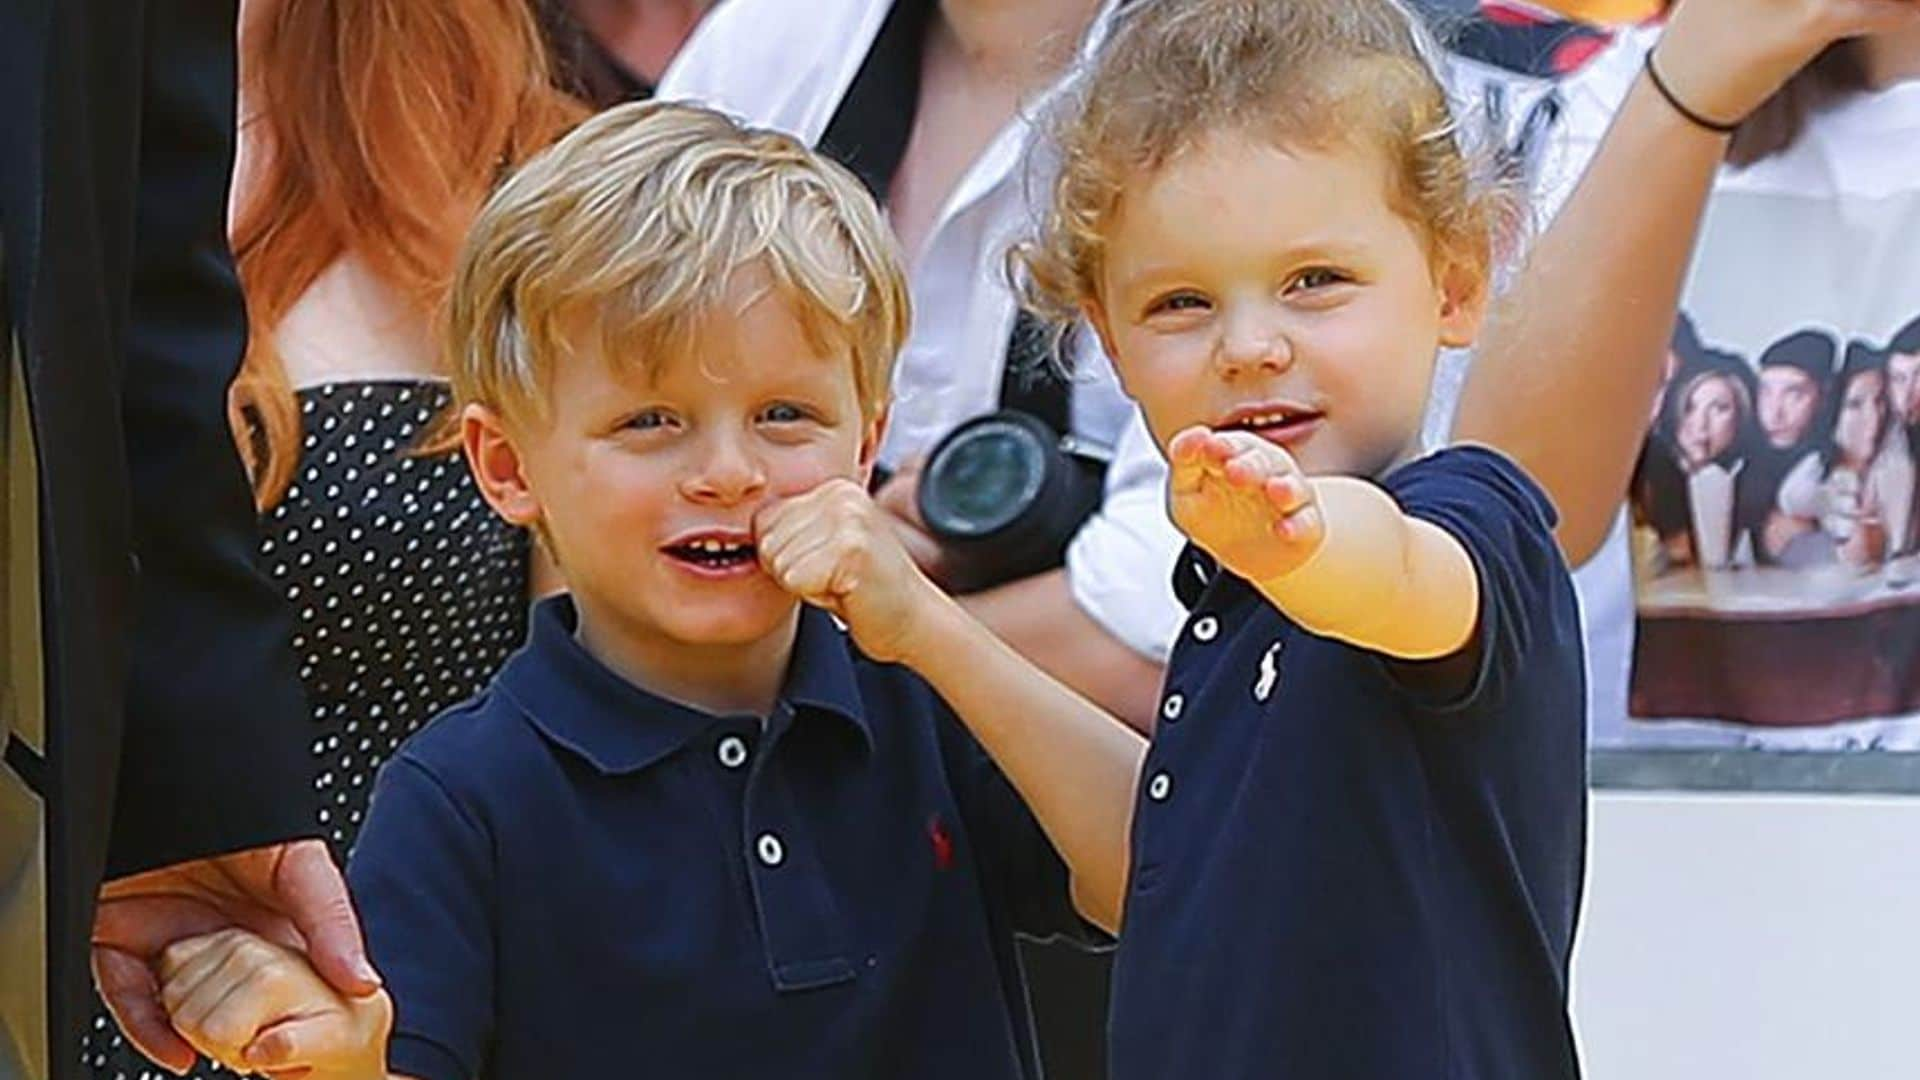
(92, 838, 379, 1075)
(1657, 0, 1920, 127)
(873, 457, 951, 586)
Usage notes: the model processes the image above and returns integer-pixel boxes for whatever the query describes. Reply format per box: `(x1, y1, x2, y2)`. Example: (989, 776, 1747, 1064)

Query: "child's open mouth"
(1218, 402, 1325, 446)
(662, 534, 760, 577)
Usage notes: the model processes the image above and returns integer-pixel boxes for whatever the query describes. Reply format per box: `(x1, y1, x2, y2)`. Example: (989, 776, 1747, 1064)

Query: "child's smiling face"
(1086, 131, 1484, 479)
(472, 264, 883, 652)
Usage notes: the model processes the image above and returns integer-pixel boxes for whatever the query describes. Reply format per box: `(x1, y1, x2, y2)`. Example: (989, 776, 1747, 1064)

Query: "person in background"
(1669, 358, 1755, 569)
(2, 2, 381, 1079)
(1631, 321, 1701, 570)
(1740, 330, 1836, 565)
(78, 2, 582, 1077)
(1820, 343, 1911, 567)
(539, 0, 716, 106)
(1453, 0, 1920, 746)
(1881, 314, 1920, 555)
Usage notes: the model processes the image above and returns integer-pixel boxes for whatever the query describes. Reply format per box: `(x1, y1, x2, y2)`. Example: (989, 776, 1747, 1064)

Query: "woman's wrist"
(1651, 5, 1837, 132)
(1644, 47, 1743, 134)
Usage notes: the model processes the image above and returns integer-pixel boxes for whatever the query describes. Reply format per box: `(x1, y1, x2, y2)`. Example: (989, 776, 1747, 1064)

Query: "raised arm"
(1453, 0, 1920, 566)
(757, 481, 1147, 933)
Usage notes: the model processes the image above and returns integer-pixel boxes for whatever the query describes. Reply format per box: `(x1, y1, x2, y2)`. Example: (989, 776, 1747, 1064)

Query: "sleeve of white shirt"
(1529, 27, 1657, 223)
(653, 0, 878, 137)
(1065, 408, 1187, 662)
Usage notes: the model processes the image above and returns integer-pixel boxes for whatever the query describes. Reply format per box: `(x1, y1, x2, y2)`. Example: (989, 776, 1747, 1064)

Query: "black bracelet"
(1644, 49, 1741, 135)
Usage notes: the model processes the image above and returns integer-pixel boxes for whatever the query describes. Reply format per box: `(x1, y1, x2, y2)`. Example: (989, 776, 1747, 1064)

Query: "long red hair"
(230, 0, 586, 508)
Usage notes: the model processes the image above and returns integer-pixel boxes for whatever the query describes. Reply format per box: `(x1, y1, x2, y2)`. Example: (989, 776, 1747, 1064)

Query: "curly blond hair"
(1015, 0, 1516, 326)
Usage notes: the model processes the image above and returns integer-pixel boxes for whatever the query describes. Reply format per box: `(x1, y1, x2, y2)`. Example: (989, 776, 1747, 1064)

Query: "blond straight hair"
(446, 100, 911, 427)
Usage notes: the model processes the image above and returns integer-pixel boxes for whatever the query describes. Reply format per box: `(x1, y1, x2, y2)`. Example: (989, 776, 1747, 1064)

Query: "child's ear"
(462, 402, 543, 529)
(856, 403, 891, 486)
(1436, 257, 1490, 349)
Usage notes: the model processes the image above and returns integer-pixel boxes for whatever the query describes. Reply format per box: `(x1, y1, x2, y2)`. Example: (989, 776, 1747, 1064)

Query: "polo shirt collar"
(499, 596, 872, 775)
(1172, 544, 1223, 613)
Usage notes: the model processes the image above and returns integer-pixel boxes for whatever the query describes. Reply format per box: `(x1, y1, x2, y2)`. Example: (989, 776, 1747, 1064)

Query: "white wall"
(1575, 791, 1920, 1079)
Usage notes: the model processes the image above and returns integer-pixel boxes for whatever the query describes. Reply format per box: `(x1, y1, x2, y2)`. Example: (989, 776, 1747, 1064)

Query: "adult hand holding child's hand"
(757, 479, 948, 664)
(1168, 426, 1325, 584)
(156, 928, 391, 1079)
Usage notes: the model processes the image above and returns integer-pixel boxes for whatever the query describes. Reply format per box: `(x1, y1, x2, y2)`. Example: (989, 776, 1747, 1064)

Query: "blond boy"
(153, 101, 1106, 1080)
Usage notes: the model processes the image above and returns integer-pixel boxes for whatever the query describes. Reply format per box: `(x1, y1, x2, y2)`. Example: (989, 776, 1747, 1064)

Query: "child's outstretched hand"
(757, 478, 948, 664)
(158, 928, 391, 1079)
(1168, 426, 1326, 583)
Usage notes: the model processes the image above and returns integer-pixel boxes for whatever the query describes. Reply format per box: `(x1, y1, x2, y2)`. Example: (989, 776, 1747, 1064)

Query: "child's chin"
(668, 597, 800, 646)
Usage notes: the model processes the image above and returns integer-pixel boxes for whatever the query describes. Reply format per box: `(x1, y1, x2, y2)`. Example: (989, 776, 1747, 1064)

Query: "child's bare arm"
(757, 481, 1146, 932)
(1168, 428, 1478, 662)
(158, 928, 399, 1079)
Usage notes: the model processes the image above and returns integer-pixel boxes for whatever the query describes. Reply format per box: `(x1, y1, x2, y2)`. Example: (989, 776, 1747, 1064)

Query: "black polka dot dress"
(82, 380, 531, 1079)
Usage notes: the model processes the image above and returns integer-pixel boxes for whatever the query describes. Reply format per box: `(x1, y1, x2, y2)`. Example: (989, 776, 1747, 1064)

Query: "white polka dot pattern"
(83, 380, 529, 1077)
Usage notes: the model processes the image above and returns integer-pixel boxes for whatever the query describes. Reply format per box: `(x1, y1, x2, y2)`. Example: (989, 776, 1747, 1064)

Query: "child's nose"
(1214, 308, 1292, 378)
(682, 433, 768, 504)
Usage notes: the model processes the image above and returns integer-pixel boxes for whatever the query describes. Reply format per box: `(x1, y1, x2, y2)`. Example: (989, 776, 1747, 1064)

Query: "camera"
(915, 409, 1109, 594)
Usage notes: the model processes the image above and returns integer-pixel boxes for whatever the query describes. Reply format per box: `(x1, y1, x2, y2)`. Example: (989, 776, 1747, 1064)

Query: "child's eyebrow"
(1114, 264, 1198, 298)
(1116, 240, 1372, 299)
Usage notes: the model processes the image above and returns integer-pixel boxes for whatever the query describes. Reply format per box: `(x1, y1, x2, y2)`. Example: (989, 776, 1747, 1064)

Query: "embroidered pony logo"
(1253, 640, 1283, 703)
(928, 814, 954, 871)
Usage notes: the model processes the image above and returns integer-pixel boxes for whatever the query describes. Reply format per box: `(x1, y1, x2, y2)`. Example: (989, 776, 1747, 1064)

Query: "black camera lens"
(917, 410, 1107, 593)
(919, 416, 1050, 539)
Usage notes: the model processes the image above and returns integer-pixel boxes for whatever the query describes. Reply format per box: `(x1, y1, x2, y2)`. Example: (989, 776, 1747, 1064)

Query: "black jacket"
(2, 1, 316, 1074)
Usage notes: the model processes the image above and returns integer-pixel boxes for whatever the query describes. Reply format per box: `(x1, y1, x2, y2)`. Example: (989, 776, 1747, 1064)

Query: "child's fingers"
(1203, 430, 1262, 462)
(93, 947, 196, 1075)
(1262, 473, 1312, 516)
(779, 543, 861, 602)
(243, 989, 390, 1075)
(764, 531, 844, 595)
(756, 478, 868, 554)
(161, 935, 257, 1032)
(1221, 447, 1285, 490)
(155, 933, 224, 983)
(244, 1013, 336, 1075)
(156, 935, 235, 1018)
(756, 496, 842, 571)
(1167, 426, 1214, 466)
(1169, 427, 1229, 495)
(754, 479, 843, 539)
(1274, 501, 1323, 545)
(186, 961, 331, 1071)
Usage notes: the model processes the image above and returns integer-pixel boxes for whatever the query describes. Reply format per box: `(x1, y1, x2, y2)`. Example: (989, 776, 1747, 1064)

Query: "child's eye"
(1148, 292, 1210, 316)
(759, 402, 812, 424)
(624, 408, 676, 432)
(1287, 268, 1350, 293)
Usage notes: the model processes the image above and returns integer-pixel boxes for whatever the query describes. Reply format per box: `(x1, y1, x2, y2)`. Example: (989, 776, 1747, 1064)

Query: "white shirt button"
(755, 832, 785, 867)
(1147, 772, 1172, 802)
(1160, 693, 1185, 722)
(1192, 616, 1219, 643)
(716, 736, 749, 769)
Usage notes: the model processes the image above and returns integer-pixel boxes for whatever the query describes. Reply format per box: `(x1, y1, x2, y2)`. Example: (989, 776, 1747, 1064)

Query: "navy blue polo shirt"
(347, 597, 1092, 1080)
(1110, 446, 1587, 1080)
